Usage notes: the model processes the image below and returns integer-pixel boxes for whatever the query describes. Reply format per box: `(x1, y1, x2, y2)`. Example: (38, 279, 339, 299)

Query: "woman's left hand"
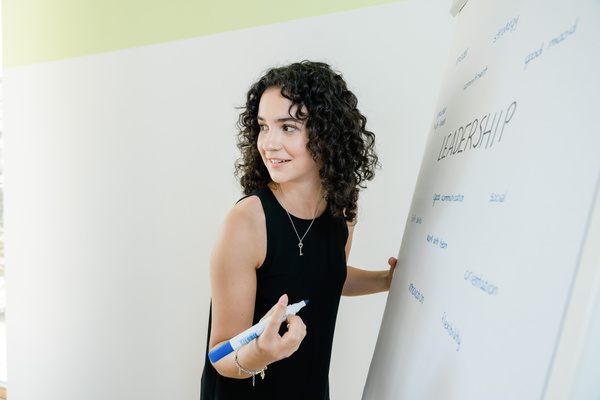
(342, 257, 398, 296)
(386, 257, 397, 290)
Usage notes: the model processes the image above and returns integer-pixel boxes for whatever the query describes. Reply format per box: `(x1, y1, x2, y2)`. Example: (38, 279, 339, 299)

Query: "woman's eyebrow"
(257, 115, 304, 124)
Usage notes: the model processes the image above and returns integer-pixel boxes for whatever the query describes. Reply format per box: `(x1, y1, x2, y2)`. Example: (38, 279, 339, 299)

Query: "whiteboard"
(363, 0, 600, 398)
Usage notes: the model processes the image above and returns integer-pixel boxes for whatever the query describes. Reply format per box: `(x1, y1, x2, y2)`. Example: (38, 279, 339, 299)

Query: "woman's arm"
(341, 220, 397, 296)
(208, 196, 306, 379)
(342, 260, 397, 296)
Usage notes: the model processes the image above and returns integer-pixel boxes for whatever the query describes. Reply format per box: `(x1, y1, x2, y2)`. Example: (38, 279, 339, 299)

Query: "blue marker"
(208, 300, 309, 363)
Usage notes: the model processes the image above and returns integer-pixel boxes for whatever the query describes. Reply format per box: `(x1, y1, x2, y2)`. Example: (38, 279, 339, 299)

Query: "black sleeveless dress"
(201, 186, 348, 399)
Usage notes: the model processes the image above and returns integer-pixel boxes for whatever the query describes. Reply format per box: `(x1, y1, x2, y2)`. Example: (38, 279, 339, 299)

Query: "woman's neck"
(272, 181, 326, 219)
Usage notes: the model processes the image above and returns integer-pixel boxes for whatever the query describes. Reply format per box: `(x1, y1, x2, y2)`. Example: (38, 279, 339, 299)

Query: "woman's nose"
(262, 130, 281, 151)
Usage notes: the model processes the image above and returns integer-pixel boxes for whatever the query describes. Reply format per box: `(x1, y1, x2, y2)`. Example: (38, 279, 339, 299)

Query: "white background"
(4, 1, 455, 399)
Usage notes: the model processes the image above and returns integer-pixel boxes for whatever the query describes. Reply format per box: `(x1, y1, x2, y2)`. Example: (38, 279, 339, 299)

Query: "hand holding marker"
(208, 298, 309, 363)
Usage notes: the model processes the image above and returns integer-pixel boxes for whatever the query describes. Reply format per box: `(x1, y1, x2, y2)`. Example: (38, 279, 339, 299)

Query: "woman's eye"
(283, 125, 297, 132)
(258, 124, 268, 131)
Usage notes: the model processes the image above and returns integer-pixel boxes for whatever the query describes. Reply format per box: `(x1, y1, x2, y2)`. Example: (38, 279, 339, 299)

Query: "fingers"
(264, 294, 288, 331)
(284, 314, 307, 340)
(280, 314, 306, 354)
(388, 257, 398, 275)
(256, 294, 307, 363)
(259, 293, 288, 322)
(387, 257, 398, 290)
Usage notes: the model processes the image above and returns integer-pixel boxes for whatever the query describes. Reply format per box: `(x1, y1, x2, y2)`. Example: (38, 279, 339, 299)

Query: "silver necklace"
(276, 184, 322, 256)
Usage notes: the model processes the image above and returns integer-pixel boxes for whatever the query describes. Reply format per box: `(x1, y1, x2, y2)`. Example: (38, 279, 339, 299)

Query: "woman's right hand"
(255, 294, 307, 363)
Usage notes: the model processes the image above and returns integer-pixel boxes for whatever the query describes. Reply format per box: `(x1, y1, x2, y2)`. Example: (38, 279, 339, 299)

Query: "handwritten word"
(524, 18, 579, 70)
(489, 192, 507, 203)
(432, 193, 464, 207)
(437, 101, 517, 162)
(524, 43, 544, 70)
(427, 234, 448, 249)
(464, 65, 488, 91)
(456, 48, 468, 65)
(408, 283, 424, 304)
(549, 18, 578, 48)
(464, 270, 499, 296)
(434, 107, 447, 132)
(494, 15, 519, 43)
(436, 107, 447, 119)
(410, 214, 422, 224)
(442, 312, 462, 351)
(434, 118, 447, 132)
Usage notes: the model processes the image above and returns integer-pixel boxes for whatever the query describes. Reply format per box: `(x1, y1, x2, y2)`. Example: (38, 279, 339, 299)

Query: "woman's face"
(256, 87, 320, 186)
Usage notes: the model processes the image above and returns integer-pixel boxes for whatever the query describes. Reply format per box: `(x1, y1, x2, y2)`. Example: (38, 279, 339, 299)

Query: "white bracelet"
(234, 347, 267, 387)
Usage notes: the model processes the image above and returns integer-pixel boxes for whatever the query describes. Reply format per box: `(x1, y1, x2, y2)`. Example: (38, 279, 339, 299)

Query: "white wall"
(4, 1, 454, 398)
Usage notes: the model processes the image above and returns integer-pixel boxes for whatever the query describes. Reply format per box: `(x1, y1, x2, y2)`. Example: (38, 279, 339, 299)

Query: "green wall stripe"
(3, 0, 405, 68)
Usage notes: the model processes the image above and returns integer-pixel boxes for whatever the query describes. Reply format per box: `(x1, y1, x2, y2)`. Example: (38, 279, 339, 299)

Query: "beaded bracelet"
(234, 347, 267, 387)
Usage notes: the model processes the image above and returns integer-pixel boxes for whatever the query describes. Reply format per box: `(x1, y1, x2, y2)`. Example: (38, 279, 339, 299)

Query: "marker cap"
(208, 341, 234, 363)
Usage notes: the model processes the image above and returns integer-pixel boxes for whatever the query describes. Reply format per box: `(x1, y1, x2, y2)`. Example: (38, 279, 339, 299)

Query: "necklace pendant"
(276, 183, 322, 258)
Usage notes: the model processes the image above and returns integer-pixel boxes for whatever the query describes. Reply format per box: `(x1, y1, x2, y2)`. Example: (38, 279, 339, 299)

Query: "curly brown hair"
(235, 61, 379, 222)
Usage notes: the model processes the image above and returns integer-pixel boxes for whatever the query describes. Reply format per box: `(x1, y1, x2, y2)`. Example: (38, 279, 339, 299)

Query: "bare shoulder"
(230, 194, 265, 226)
(224, 195, 265, 244)
(213, 194, 266, 270)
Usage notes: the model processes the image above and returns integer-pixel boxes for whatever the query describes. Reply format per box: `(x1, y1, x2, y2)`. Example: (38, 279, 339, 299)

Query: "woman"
(201, 61, 396, 399)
